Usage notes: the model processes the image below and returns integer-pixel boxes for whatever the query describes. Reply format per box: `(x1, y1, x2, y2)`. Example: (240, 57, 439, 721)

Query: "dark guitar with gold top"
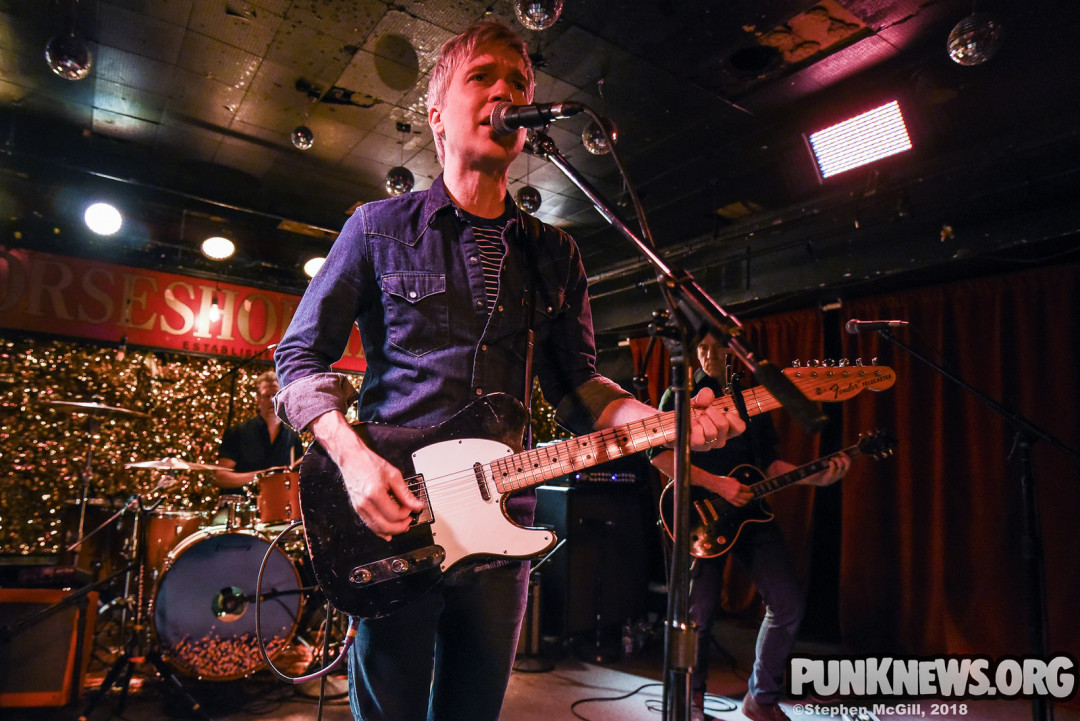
(659, 430, 897, 559)
(299, 364, 896, 618)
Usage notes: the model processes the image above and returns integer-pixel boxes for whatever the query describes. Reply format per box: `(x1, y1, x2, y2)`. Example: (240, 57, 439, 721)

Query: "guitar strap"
(518, 212, 540, 450)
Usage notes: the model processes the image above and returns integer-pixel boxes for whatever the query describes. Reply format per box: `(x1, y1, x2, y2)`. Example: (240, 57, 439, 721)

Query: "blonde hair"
(427, 19, 535, 164)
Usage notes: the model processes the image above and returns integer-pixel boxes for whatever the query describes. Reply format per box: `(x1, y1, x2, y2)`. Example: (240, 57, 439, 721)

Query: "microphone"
(845, 319, 910, 334)
(489, 101, 584, 136)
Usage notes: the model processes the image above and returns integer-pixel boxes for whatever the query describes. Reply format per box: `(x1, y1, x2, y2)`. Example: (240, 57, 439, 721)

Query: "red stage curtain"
(838, 263, 1079, 663)
(628, 262, 1079, 673)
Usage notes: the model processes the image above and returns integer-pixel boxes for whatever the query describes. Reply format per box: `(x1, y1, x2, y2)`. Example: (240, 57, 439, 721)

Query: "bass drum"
(150, 527, 302, 681)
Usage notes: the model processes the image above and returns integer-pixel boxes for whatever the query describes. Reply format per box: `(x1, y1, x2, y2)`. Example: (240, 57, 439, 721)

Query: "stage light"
(807, 100, 912, 179)
(84, 202, 122, 235)
(201, 236, 235, 260)
(303, 256, 325, 278)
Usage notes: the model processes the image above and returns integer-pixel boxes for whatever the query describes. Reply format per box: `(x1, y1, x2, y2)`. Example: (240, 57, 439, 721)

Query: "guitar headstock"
(856, 430, 899, 459)
(782, 363, 895, 402)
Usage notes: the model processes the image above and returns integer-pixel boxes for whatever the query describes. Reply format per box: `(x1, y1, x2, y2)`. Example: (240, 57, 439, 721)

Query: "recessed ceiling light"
(201, 236, 235, 260)
(303, 256, 325, 278)
(84, 202, 122, 235)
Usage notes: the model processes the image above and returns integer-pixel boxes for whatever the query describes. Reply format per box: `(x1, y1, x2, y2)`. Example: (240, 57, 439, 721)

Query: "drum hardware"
(78, 478, 210, 721)
(208, 491, 257, 531)
(47, 398, 150, 573)
(66, 460, 322, 711)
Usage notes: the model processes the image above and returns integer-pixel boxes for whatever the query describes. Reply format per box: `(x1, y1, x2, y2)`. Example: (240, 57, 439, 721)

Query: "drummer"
(215, 370, 305, 490)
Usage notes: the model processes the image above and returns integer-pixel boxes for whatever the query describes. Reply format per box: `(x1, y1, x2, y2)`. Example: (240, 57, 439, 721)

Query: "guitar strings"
(395, 371, 879, 513)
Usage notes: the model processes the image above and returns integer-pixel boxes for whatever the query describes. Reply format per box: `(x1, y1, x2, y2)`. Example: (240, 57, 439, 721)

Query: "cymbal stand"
(72, 413, 103, 572)
(79, 477, 210, 721)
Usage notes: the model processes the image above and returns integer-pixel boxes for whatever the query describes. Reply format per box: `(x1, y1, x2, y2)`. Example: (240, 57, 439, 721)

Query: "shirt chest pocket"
(379, 272, 450, 356)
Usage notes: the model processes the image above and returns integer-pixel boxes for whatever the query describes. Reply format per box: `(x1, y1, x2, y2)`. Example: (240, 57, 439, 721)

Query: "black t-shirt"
(219, 415, 304, 473)
(655, 368, 780, 476)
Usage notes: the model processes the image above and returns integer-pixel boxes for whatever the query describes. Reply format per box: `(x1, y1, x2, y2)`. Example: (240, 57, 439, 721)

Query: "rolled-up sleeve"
(274, 210, 370, 430)
(274, 372, 360, 432)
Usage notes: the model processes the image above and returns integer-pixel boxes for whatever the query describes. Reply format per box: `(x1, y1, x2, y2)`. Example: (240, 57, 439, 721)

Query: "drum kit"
(38, 399, 337, 717)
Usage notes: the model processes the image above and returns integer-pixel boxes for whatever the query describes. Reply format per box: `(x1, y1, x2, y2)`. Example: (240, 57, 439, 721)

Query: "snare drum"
(256, 469, 301, 525)
(207, 493, 257, 530)
(143, 507, 202, 582)
(150, 527, 303, 680)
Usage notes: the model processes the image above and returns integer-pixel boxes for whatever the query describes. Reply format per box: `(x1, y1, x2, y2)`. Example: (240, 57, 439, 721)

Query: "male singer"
(273, 19, 745, 721)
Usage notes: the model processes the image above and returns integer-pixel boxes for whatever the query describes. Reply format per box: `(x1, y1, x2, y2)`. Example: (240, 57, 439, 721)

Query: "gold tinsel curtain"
(0, 338, 286, 555)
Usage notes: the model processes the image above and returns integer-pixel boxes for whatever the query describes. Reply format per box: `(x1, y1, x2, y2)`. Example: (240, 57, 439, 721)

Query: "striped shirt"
(461, 210, 510, 312)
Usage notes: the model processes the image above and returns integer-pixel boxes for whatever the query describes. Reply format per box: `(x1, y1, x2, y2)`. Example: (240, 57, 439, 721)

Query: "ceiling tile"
(177, 31, 261, 89)
(96, 3, 186, 64)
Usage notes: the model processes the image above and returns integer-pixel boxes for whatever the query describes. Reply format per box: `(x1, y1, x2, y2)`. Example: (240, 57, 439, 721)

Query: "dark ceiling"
(3, 0, 1080, 347)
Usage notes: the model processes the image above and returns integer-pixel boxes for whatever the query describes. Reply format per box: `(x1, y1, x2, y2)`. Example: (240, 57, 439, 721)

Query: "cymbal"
(126, 457, 230, 472)
(47, 400, 151, 418)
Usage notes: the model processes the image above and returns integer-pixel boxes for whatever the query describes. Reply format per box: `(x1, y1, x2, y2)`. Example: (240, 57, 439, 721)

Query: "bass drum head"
(151, 528, 302, 680)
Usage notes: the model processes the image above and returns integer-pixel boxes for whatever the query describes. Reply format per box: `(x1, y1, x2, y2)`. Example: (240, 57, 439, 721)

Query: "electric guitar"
(658, 430, 898, 559)
(299, 364, 896, 618)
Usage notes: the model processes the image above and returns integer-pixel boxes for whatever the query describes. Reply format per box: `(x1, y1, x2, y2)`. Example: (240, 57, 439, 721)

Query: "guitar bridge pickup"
(348, 545, 446, 586)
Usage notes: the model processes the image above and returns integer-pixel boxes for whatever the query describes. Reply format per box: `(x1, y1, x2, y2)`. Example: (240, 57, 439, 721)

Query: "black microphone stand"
(874, 328, 1078, 721)
(527, 119, 825, 721)
(168, 342, 277, 430)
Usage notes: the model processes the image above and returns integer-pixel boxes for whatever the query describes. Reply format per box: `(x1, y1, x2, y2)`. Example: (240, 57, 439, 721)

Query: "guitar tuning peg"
(871, 356, 878, 365)
(838, 358, 850, 367)
(792, 359, 802, 368)
(823, 358, 836, 367)
(855, 358, 864, 367)
(808, 359, 821, 367)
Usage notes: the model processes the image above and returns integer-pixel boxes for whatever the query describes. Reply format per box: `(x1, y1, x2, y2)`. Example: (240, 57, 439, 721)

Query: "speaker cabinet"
(0, 589, 98, 707)
(534, 485, 647, 642)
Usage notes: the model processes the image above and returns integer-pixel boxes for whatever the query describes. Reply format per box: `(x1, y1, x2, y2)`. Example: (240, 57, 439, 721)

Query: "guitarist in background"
(272, 19, 745, 721)
(650, 333, 849, 721)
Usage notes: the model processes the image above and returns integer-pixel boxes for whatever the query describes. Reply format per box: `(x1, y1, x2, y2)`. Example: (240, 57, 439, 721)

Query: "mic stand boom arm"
(526, 131, 826, 434)
(874, 328, 1078, 721)
(527, 127, 825, 721)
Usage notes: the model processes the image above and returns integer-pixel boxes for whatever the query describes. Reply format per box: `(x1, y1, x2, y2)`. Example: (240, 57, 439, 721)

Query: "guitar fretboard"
(749, 446, 862, 499)
(489, 366, 891, 494)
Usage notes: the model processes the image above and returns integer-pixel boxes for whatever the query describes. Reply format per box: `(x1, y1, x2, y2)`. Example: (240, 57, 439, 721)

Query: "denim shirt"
(274, 175, 628, 437)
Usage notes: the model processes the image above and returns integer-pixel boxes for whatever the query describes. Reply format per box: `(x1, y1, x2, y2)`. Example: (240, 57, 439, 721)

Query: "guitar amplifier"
(534, 485, 648, 643)
(0, 588, 98, 707)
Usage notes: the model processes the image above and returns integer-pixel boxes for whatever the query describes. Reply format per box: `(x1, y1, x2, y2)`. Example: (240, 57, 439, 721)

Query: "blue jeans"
(689, 520, 804, 704)
(347, 561, 531, 721)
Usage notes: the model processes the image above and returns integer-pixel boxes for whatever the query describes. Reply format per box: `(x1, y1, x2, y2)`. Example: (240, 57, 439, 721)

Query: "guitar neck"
(749, 445, 863, 500)
(491, 385, 785, 495)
